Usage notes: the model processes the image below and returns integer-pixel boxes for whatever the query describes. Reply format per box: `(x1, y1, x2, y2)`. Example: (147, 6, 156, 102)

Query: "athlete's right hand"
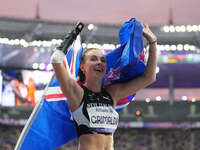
(50, 49, 65, 64)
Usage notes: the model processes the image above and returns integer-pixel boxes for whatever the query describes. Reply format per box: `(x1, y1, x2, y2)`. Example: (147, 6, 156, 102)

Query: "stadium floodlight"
(32, 63, 39, 69)
(88, 24, 95, 31)
(39, 63, 45, 70)
(155, 96, 162, 101)
(182, 96, 187, 101)
(192, 98, 196, 102)
(145, 98, 151, 103)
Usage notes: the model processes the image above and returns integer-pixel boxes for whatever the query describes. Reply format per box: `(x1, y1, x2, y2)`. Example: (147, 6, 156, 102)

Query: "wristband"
(50, 49, 65, 63)
(149, 40, 157, 45)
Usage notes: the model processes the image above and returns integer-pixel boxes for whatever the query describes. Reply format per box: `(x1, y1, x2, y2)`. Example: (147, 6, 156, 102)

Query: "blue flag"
(103, 18, 145, 111)
(15, 18, 145, 150)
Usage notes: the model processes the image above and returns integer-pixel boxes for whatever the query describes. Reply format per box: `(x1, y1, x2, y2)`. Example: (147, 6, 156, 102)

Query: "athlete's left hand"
(142, 24, 157, 43)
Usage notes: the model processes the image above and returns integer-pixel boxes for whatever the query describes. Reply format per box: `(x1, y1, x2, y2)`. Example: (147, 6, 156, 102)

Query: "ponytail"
(78, 69, 85, 83)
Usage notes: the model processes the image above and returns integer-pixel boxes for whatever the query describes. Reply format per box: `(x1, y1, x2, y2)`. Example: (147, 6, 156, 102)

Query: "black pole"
(169, 74, 174, 105)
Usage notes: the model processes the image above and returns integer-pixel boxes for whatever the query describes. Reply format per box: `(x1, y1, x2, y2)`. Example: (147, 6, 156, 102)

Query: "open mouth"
(94, 67, 104, 72)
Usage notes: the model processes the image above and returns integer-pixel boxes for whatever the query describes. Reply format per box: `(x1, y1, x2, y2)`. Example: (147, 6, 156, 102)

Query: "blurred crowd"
(0, 125, 22, 150)
(113, 128, 200, 150)
(1, 125, 200, 150)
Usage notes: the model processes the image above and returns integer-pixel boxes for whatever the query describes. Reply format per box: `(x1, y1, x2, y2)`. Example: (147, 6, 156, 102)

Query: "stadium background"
(0, 0, 200, 149)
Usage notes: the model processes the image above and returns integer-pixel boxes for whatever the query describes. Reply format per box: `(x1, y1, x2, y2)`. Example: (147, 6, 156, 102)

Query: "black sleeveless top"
(71, 86, 119, 137)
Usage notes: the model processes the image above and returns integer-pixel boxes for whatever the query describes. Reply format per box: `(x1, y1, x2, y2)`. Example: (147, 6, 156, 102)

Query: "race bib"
(87, 106, 119, 129)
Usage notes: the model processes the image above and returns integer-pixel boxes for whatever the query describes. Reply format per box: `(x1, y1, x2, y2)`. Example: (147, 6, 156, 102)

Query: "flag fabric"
(15, 18, 146, 150)
(15, 37, 83, 150)
(103, 18, 145, 111)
